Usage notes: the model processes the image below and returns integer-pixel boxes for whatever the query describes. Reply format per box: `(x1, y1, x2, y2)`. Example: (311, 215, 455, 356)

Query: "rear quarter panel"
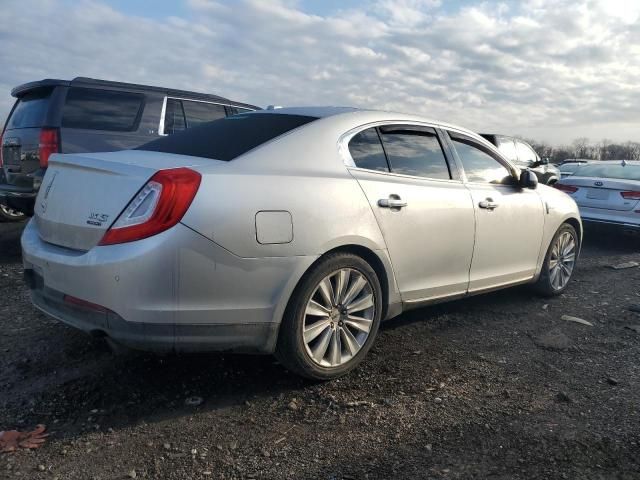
(181, 117, 389, 259)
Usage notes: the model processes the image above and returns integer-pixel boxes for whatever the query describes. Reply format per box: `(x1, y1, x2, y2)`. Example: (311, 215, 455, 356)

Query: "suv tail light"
(99, 167, 201, 246)
(39, 128, 60, 167)
(620, 191, 640, 200)
(554, 184, 579, 194)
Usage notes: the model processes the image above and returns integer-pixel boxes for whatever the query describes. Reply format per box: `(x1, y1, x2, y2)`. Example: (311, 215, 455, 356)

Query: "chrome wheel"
(0, 203, 25, 219)
(303, 268, 375, 367)
(549, 231, 576, 290)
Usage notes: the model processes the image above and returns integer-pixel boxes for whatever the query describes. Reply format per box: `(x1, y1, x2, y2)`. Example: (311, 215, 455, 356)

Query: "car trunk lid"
(561, 176, 640, 211)
(34, 150, 210, 250)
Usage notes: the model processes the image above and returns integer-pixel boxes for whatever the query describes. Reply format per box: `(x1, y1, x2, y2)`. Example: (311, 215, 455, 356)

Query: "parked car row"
(4, 75, 634, 380)
(0, 77, 258, 219)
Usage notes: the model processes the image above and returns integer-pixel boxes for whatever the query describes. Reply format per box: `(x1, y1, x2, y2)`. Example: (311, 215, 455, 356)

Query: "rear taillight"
(39, 128, 60, 168)
(99, 167, 201, 246)
(620, 191, 640, 200)
(554, 184, 579, 194)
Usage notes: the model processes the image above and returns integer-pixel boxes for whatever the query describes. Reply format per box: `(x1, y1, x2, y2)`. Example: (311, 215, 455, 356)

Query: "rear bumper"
(579, 206, 640, 231)
(21, 220, 317, 353)
(28, 278, 279, 353)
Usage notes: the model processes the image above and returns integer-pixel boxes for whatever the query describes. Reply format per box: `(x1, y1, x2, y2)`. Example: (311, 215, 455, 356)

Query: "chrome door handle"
(478, 198, 499, 210)
(378, 195, 407, 209)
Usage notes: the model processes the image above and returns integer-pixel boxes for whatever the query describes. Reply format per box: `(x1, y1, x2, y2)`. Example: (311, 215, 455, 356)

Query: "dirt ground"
(0, 221, 638, 480)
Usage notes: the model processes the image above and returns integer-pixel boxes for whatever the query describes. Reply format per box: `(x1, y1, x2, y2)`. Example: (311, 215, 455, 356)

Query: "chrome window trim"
(338, 120, 463, 184)
(157, 96, 256, 136)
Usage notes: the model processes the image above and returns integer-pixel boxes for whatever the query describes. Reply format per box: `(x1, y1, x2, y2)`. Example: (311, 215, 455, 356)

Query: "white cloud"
(0, 0, 638, 144)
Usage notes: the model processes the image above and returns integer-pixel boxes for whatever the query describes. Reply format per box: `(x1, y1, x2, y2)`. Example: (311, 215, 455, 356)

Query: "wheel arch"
(271, 243, 400, 349)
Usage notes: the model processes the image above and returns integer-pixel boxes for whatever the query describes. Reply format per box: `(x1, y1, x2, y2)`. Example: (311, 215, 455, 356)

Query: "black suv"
(481, 134, 560, 185)
(0, 77, 258, 218)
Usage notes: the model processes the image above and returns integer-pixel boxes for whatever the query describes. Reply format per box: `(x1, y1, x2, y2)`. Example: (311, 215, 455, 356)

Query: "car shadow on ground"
(1, 220, 637, 445)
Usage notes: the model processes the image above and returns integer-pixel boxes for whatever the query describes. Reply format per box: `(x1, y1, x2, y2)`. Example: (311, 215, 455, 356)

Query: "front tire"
(276, 252, 383, 380)
(534, 223, 579, 296)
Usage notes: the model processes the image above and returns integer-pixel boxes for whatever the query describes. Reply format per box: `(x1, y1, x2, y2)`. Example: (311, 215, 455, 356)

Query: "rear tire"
(534, 223, 579, 296)
(276, 252, 383, 381)
(0, 203, 26, 222)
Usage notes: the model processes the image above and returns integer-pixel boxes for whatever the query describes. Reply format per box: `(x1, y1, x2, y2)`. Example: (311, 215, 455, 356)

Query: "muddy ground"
(0, 221, 639, 480)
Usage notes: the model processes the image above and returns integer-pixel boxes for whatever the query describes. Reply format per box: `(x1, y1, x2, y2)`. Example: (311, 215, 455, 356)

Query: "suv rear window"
(61, 87, 144, 131)
(138, 113, 317, 161)
(6, 90, 52, 129)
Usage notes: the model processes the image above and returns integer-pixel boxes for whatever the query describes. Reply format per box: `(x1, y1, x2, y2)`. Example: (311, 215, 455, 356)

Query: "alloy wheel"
(303, 268, 375, 367)
(0, 204, 25, 219)
(549, 231, 576, 290)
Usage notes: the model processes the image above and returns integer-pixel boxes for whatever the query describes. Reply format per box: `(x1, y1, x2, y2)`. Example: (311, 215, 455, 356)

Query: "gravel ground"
(0, 221, 639, 480)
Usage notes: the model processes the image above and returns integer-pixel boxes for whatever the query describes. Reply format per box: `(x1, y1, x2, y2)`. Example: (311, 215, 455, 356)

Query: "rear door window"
(379, 126, 451, 180)
(163, 98, 187, 135)
(6, 90, 52, 129)
(497, 137, 517, 162)
(348, 127, 389, 172)
(182, 100, 226, 127)
(516, 141, 538, 165)
(62, 87, 144, 131)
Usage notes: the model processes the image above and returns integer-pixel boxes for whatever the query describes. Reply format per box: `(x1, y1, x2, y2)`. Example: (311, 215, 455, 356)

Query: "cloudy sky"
(1, 0, 638, 145)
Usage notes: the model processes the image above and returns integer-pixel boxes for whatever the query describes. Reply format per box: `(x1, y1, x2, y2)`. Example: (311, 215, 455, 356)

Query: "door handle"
(378, 195, 407, 209)
(478, 198, 499, 210)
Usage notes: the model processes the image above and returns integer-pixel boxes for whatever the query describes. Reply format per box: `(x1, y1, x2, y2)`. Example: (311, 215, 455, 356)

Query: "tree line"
(522, 138, 640, 164)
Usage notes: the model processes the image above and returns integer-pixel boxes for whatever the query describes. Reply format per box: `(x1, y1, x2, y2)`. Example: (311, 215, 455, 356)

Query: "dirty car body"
(22, 108, 582, 379)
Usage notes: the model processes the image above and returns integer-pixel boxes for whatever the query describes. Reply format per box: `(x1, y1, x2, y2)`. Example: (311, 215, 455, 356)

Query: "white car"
(22, 107, 582, 379)
(555, 160, 640, 232)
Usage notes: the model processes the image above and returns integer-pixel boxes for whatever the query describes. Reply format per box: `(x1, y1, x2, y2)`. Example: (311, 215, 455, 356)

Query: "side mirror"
(520, 169, 538, 189)
(541, 157, 550, 165)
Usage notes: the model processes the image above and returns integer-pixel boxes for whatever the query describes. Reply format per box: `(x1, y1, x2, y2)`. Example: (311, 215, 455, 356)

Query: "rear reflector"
(99, 167, 201, 245)
(554, 184, 579, 194)
(39, 128, 60, 168)
(621, 191, 640, 200)
(64, 294, 109, 313)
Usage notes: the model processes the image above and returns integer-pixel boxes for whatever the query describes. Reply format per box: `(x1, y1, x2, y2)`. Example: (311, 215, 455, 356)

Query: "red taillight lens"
(39, 128, 60, 168)
(620, 191, 640, 200)
(99, 167, 201, 246)
(554, 184, 579, 194)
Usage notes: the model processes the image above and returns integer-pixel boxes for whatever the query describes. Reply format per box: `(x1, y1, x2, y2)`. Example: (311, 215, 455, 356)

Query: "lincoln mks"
(22, 108, 582, 379)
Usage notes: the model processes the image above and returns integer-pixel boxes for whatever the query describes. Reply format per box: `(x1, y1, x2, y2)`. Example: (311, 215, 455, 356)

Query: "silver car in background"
(555, 161, 640, 232)
(22, 108, 582, 380)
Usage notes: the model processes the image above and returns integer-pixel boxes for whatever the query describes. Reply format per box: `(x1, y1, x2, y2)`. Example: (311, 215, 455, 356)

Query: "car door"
(344, 124, 475, 303)
(445, 131, 545, 292)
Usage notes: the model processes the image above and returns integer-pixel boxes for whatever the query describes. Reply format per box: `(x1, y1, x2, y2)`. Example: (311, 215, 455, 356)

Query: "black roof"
(11, 77, 259, 110)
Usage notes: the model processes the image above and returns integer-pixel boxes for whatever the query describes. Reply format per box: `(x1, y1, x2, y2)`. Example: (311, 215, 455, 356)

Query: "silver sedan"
(22, 108, 582, 379)
(555, 161, 640, 233)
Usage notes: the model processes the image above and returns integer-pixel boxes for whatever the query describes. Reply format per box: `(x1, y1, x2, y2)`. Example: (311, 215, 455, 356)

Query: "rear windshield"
(137, 113, 317, 161)
(62, 87, 144, 131)
(6, 90, 52, 129)
(561, 163, 583, 173)
(574, 163, 640, 181)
